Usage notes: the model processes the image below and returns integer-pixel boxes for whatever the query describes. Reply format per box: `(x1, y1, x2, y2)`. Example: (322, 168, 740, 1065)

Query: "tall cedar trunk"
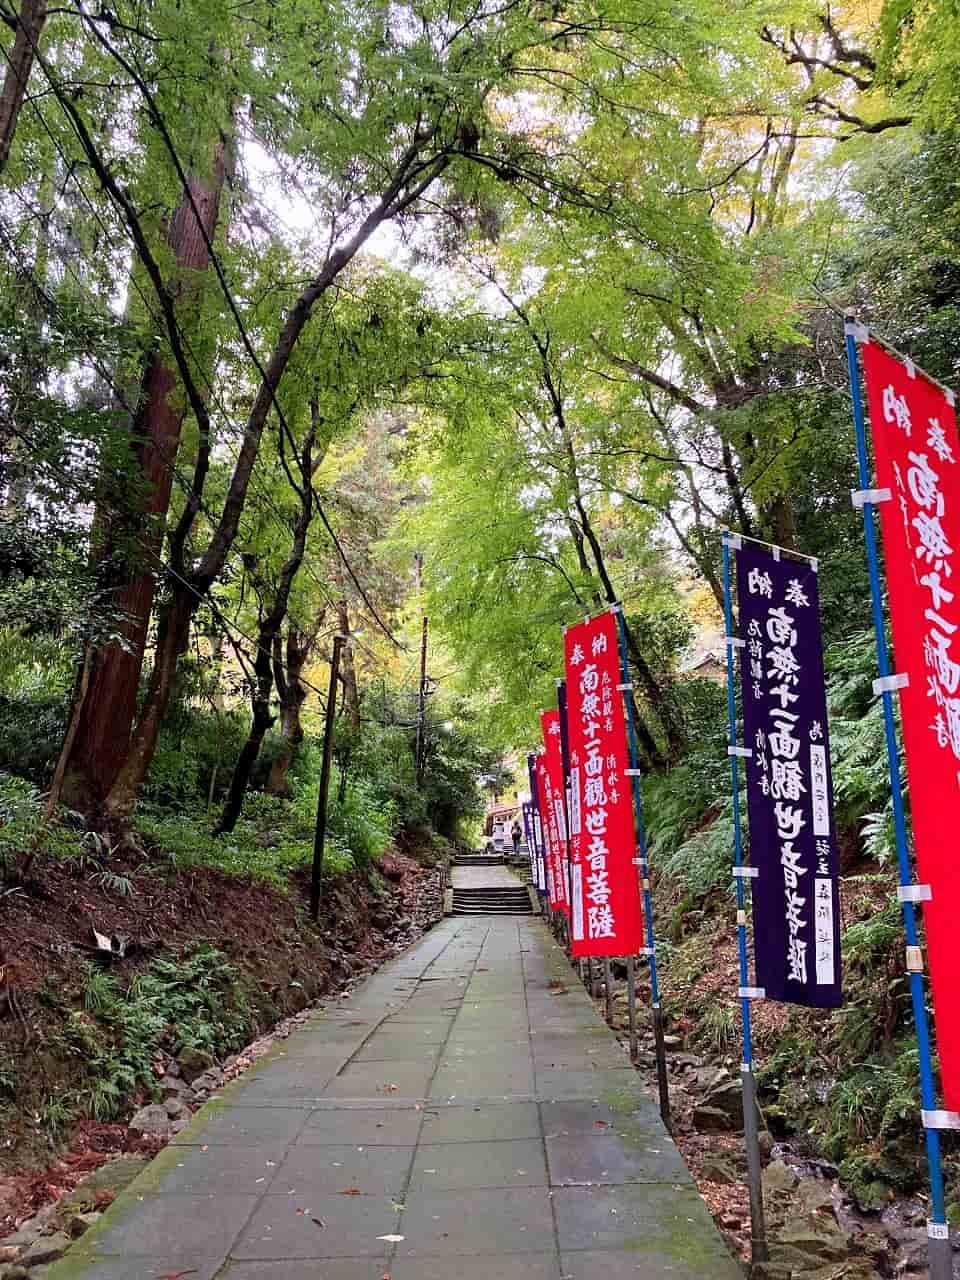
(104, 581, 195, 818)
(265, 625, 313, 797)
(0, 0, 46, 175)
(58, 140, 230, 813)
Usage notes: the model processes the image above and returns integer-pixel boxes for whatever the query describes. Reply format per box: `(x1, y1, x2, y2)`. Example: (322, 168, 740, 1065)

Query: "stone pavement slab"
(44, 916, 741, 1280)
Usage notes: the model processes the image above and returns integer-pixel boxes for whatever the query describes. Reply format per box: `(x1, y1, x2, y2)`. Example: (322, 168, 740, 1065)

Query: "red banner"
(562, 611, 644, 957)
(862, 339, 960, 1107)
(540, 711, 570, 916)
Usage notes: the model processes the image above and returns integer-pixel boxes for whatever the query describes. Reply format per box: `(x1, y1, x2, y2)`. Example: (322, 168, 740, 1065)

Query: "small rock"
(191, 1070, 221, 1093)
(662, 1034, 683, 1049)
(59, 1156, 147, 1213)
(776, 1225, 850, 1264)
(0, 1265, 30, 1279)
(0, 1248, 19, 1265)
(163, 1097, 188, 1120)
(68, 1211, 101, 1238)
(128, 1103, 173, 1138)
(758, 1129, 774, 1160)
(701, 1155, 740, 1186)
(692, 1104, 735, 1133)
(21, 1233, 71, 1267)
(2, 1219, 43, 1248)
(795, 1178, 835, 1217)
(762, 1159, 799, 1196)
(158, 1074, 191, 1099)
(698, 1078, 750, 1129)
(177, 1047, 215, 1082)
(750, 1263, 794, 1280)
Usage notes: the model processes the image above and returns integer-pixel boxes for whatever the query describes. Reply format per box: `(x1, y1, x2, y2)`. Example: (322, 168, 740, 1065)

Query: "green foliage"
(0, 770, 85, 868)
(52, 947, 249, 1123)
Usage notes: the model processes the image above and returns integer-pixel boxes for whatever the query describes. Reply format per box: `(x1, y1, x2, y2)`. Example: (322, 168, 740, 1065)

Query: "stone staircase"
(451, 884, 533, 915)
(453, 852, 505, 867)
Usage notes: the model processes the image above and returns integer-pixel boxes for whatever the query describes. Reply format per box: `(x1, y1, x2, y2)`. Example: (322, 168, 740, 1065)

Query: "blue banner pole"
(721, 534, 768, 1266)
(844, 319, 951, 1278)
(611, 603, 670, 1126)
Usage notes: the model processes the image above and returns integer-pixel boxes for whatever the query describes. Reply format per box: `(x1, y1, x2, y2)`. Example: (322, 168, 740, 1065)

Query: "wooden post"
(626, 956, 639, 1061)
(310, 634, 344, 922)
(415, 615, 428, 785)
(603, 957, 614, 1024)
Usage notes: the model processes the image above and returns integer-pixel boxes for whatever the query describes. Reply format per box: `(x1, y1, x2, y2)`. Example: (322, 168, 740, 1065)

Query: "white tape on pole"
(873, 672, 909, 695)
(852, 487, 892, 508)
(922, 1110, 960, 1130)
(898, 884, 932, 903)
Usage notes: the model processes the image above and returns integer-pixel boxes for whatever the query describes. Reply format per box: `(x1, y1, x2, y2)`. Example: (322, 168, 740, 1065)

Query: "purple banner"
(556, 679, 572, 908)
(521, 802, 537, 880)
(736, 543, 842, 1008)
(526, 752, 546, 893)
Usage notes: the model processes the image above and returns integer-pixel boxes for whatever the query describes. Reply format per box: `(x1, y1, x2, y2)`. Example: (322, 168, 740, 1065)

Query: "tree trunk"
(764, 492, 797, 550)
(103, 582, 194, 821)
(566, 449, 684, 763)
(57, 138, 231, 813)
(214, 405, 320, 833)
(0, 0, 46, 175)
(335, 594, 360, 730)
(87, 142, 448, 822)
(265, 625, 314, 797)
(214, 643, 274, 835)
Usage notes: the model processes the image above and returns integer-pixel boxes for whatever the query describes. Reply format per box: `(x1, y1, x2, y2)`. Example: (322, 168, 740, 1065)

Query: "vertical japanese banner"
(736, 544, 842, 1008)
(563, 612, 644, 957)
(557, 680, 573, 909)
(540, 710, 570, 917)
(526, 753, 546, 893)
(534, 752, 555, 903)
(521, 801, 536, 877)
(861, 341, 960, 1105)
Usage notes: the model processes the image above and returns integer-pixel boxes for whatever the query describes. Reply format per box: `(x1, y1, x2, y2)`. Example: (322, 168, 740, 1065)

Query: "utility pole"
(415, 615, 428, 786)
(310, 634, 344, 923)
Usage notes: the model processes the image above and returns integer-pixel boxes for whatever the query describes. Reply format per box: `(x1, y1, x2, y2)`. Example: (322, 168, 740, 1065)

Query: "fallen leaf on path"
(339, 1188, 363, 1196)
(377, 1234, 404, 1242)
(312, 1218, 326, 1229)
(155, 1271, 197, 1279)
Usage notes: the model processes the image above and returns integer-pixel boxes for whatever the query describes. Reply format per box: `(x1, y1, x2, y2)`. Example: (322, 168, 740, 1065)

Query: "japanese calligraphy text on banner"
(539, 711, 569, 915)
(736, 544, 842, 1008)
(562, 611, 644, 957)
(861, 341, 960, 1105)
(526, 753, 546, 893)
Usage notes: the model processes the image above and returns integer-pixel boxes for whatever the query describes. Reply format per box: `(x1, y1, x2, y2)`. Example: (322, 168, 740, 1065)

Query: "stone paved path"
(46, 918, 741, 1279)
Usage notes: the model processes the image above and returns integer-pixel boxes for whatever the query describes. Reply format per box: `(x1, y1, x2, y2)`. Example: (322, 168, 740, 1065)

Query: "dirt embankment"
(0, 846, 444, 1240)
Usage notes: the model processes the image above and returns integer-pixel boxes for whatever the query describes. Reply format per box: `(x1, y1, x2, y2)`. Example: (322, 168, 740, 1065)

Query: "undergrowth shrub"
(43, 946, 251, 1128)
